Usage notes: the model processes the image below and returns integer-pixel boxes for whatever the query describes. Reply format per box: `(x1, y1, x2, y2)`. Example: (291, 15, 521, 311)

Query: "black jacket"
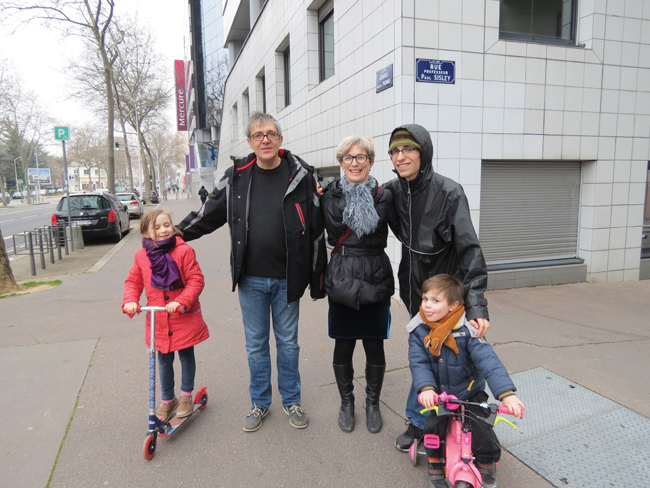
(321, 179, 399, 309)
(177, 149, 327, 303)
(384, 124, 489, 320)
(198, 188, 208, 198)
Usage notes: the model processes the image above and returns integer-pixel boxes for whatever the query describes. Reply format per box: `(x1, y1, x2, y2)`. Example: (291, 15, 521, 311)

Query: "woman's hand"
(123, 302, 139, 314)
(468, 317, 490, 338)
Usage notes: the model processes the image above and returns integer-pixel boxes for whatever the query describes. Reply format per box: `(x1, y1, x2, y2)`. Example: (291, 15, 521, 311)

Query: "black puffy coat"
(384, 125, 489, 320)
(321, 178, 400, 310)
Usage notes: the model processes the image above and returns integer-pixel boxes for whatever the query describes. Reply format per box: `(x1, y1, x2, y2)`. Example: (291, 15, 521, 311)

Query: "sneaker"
(243, 404, 269, 432)
(427, 461, 448, 488)
(157, 396, 179, 422)
(395, 420, 424, 452)
(283, 404, 309, 429)
(176, 395, 193, 418)
(476, 462, 497, 488)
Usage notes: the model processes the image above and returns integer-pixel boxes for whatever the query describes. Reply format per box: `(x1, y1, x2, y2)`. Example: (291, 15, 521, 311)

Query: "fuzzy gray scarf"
(340, 175, 379, 237)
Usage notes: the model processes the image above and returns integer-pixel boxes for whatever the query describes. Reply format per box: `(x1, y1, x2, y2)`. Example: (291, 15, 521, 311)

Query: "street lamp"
(13, 156, 23, 202)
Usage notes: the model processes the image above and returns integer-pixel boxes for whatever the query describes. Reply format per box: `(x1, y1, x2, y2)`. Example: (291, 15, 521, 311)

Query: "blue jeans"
(406, 381, 427, 430)
(238, 276, 301, 409)
(158, 347, 196, 401)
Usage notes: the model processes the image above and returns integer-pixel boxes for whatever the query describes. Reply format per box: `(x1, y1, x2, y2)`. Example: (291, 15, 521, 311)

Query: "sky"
(1, 0, 190, 155)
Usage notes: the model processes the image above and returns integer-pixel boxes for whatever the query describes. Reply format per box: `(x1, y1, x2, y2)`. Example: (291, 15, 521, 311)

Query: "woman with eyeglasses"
(320, 135, 399, 434)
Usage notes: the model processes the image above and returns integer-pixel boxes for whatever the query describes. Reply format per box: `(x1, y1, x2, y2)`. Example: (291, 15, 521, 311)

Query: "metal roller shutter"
(479, 161, 581, 266)
(316, 166, 341, 180)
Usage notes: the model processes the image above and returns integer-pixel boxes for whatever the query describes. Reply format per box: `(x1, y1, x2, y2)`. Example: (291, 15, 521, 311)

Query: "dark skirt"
(328, 297, 391, 340)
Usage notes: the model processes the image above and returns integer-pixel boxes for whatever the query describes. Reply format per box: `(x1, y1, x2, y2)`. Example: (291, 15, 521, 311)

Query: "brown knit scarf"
(420, 304, 465, 357)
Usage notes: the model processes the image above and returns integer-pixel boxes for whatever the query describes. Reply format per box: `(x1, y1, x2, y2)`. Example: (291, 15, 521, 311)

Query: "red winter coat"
(122, 237, 209, 353)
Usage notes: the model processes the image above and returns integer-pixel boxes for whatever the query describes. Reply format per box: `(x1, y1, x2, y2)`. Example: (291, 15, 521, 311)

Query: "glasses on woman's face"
(341, 154, 369, 165)
(388, 147, 418, 159)
(250, 131, 280, 142)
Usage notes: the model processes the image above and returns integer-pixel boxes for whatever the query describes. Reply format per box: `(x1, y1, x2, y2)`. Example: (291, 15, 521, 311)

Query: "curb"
(87, 227, 139, 273)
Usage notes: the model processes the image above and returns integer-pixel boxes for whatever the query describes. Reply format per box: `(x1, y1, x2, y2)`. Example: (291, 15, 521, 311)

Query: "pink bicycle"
(410, 392, 524, 488)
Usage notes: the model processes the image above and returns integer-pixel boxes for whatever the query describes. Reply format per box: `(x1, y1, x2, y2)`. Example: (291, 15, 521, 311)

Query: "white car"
(116, 192, 145, 218)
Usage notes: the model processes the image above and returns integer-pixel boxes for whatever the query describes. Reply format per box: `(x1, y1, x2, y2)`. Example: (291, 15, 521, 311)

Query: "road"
(0, 199, 60, 256)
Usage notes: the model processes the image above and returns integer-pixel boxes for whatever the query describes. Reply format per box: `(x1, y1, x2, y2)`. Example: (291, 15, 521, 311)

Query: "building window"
(319, 2, 334, 82)
(499, 0, 576, 46)
(283, 46, 291, 107)
(83, 169, 89, 175)
(232, 103, 238, 141)
(256, 69, 266, 113)
(242, 88, 250, 125)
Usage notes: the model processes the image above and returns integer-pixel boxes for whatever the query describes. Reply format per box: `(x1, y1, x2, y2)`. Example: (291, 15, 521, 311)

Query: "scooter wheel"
(143, 434, 157, 460)
(409, 442, 418, 466)
(454, 482, 472, 488)
(197, 391, 208, 410)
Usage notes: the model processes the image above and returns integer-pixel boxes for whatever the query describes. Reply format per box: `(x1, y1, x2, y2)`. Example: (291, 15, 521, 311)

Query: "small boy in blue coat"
(407, 275, 525, 488)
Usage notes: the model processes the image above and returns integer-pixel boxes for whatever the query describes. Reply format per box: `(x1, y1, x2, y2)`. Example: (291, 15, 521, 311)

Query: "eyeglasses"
(388, 147, 418, 158)
(340, 154, 369, 164)
(250, 132, 280, 142)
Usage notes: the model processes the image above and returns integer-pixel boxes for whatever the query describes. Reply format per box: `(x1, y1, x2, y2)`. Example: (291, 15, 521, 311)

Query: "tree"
(0, 70, 51, 205)
(1, 0, 118, 193)
(67, 124, 107, 190)
(0, 227, 20, 294)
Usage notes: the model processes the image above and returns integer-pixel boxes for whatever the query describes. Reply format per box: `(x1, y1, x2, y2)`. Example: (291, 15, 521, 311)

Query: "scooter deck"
(157, 404, 202, 438)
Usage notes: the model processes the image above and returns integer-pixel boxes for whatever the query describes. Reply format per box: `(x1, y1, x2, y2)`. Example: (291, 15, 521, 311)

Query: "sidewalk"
(0, 197, 648, 488)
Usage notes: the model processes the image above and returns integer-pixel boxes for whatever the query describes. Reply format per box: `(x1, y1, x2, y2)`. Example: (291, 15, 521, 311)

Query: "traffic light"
(115, 142, 120, 150)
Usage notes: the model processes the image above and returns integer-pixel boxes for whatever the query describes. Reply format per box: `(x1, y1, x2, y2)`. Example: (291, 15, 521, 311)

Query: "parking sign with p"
(54, 126, 69, 140)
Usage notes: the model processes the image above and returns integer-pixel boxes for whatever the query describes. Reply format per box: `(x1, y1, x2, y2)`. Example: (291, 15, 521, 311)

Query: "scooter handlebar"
(122, 305, 186, 315)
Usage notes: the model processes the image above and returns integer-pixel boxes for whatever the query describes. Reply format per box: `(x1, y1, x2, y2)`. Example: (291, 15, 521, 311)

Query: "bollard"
(27, 232, 36, 277)
(37, 229, 46, 270)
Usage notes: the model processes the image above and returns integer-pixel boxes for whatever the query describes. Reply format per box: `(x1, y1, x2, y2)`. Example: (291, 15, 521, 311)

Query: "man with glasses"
(384, 125, 493, 486)
(177, 112, 327, 432)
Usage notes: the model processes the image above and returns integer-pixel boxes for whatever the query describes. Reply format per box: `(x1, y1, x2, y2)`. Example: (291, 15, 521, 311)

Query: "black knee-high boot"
(365, 362, 386, 433)
(333, 363, 355, 432)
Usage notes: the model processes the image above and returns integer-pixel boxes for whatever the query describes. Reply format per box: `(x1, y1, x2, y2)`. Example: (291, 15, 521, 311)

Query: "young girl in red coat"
(123, 209, 209, 421)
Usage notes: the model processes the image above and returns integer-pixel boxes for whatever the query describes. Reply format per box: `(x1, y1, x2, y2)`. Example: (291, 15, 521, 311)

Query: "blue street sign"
(416, 59, 455, 84)
(376, 64, 393, 93)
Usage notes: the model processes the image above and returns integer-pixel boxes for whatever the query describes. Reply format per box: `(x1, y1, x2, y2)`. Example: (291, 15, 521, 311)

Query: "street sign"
(416, 59, 456, 84)
(376, 64, 393, 93)
(54, 126, 70, 140)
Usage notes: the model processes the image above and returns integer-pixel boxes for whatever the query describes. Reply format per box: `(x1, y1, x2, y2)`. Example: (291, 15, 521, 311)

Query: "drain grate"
(487, 367, 650, 487)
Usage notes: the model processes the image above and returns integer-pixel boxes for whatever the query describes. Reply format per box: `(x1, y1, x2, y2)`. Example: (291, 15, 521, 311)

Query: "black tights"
(333, 338, 385, 366)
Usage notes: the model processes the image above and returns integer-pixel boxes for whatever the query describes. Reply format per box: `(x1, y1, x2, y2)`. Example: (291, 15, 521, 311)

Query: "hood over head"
(388, 124, 434, 183)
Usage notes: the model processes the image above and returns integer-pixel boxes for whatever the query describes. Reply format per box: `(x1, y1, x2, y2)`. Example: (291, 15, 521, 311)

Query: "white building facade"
(217, 0, 650, 289)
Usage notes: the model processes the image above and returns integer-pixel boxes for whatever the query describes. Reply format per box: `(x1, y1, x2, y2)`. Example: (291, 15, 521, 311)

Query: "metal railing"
(11, 222, 81, 277)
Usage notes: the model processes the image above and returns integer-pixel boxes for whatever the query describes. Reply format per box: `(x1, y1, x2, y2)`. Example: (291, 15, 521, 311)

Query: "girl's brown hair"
(421, 274, 465, 306)
(139, 209, 184, 238)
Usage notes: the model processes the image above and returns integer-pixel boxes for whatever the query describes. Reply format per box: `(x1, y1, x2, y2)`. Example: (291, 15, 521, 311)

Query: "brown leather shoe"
(157, 396, 179, 422)
(177, 396, 193, 418)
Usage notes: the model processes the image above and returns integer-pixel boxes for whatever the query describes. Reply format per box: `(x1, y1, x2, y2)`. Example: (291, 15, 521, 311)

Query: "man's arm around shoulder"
(177, 171, 230, 241)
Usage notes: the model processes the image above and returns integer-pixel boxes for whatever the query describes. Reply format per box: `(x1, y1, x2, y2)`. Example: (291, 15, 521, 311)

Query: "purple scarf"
(143, 236, 184, 291)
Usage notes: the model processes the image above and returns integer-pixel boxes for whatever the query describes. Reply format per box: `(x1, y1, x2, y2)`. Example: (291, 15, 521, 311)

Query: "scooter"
(410, 392, 524, 488)
(128, 305, 208, 460)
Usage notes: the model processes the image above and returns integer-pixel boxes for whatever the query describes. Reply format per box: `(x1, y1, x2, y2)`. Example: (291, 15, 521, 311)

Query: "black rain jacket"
(321, 179, 400, 309)
(177, 149, 327, 303)
(384, 124, 489, 320)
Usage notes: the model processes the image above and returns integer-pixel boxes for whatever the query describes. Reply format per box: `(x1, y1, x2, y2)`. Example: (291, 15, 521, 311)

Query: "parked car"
(52, 191, 130, 243)
(116, 192, 145, 219)
(12, 191, 22, 199)
(141, 190, 159, 204)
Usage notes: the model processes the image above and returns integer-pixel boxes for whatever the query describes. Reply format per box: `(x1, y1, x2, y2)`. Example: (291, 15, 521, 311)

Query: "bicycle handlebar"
(418, 392, 524, 419)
